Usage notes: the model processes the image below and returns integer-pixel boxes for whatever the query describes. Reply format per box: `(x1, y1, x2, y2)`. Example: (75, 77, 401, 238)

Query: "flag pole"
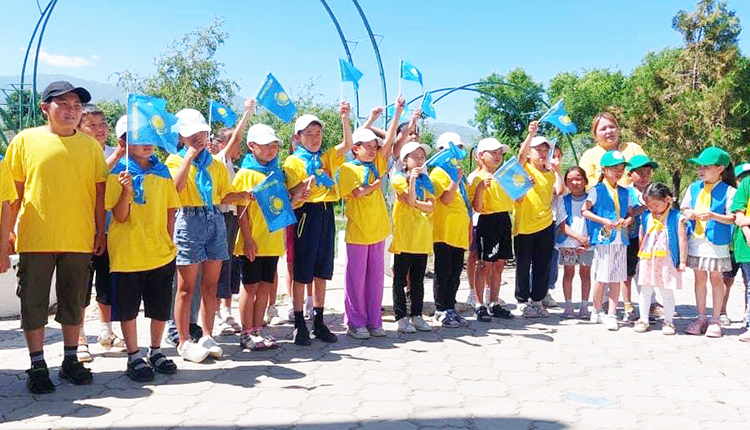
(398, 59, 402, 100)
(125, 93, 130, 173)
(208, 100, 213, 134)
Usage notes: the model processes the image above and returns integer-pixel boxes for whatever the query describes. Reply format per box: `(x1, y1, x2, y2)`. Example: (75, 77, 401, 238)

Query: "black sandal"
(26, 366, 56, 394)
(59, 359, 93, 385)
(127, 358, 154, 382)
(148, 353, 177, 374)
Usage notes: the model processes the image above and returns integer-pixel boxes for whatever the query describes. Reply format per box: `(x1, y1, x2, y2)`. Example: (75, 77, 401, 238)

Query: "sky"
(2, 0, 750, 127)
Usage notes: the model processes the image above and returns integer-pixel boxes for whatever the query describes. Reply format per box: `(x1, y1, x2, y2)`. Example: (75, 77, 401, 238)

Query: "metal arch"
(319, 0, 360, 119)
(19, 0, 57, 130)
(350, 0, 388, 124)
(31, 0, 59, 111)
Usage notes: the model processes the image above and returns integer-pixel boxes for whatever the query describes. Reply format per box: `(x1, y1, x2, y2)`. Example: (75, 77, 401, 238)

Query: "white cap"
(246, 124, 280, 146)
(175, 108, 210, 137)
(294, 114, 324, 134)
(435, 132, 466, 151)
(530, 136, 551, 148)
(352, 128, 383, 146)
(476, 137, 509, 154)
(399, 141, 432, 162)
(115, 115, 127, 139)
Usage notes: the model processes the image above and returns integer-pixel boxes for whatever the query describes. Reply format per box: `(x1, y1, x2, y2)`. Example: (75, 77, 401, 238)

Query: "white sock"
(661, 289, 676, 324)
(220, 306, 231, 320)
(638, 285, 655, 324)
(100, 321, 112, 337)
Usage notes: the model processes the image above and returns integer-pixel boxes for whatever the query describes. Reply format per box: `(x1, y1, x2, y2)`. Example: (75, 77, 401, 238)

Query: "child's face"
(182, 131, 208, 150)
(603, 164, 625, 184)
(479, 148, 504, 170)
(629, 166, 652, 190)
(298, 124, 323, 152)
(565, 170, 587, 195)
(697, 164, 724, 184)
(645, 195, 670, 215)
(129, 144, 154, 160)
(551, 147, 563, 170)
(530, 143, 549, 168)
(78, 113, 109, 145)
(353, 140, 378, 162)
(251, 142, 279, 163)
(405, 148, 426, 171)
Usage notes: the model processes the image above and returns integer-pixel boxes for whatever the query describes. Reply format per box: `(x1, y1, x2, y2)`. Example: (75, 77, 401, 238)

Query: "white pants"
(639, 285, 675, 324)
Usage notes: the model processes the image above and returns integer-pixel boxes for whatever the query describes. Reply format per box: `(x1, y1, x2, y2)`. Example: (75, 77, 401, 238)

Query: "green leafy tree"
(0, 89, 45, 148)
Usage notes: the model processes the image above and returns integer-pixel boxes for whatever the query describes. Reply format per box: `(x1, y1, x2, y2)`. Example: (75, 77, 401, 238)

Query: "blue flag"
(400, 60, 423, 86)
(421, 91, 436, 119)
(209, 100, 237, 128)
(493, 158, 533, 200)
(252, 170, 296, 232)
(539, 99, 577, 134)
(386, 104, 410, 126)
(338, 59, 364, 90)
(256, 72, 297, 123)
(127, 94, 180, 154)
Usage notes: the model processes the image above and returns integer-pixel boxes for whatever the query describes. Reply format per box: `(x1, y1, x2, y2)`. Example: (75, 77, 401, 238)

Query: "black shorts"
(476, 212, 513, 262)
(85, 250, 112, 307)
(293, 202, 335, 284)
(626, 239, 639, 277)
(110, 260, 176, 322)
(724, 251, 740, 279)
(240, 256, 280, 285)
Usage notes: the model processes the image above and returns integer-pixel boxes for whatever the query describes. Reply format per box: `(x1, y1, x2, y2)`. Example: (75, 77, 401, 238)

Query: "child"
(166, 108, 248, 362)
(105, 127, 180, 381)
(556, 166, 593, 319)
(390, 141, 435, 333)
(681, 147, 736, 338)
(543, 144, 566, 308)
(731, 162, 750, 342)
(469, 137, 514, 321)
(430, 132, 472, 327)
(338, 105, 400, 338)
(233, 124, 296, 350)
(514, 122, 556, 318)
(581, 150, 636, 331)
(634, 183, 688, 335)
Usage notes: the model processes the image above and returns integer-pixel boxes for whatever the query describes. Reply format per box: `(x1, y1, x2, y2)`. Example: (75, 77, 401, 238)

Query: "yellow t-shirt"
(514, 162, 555, 235)
(0, 160, 19, 219)
(338, 153, 390, 245)
(165, 153, 235, 206)
(232, 168, 285, 257)
(578, 142, 646, 189)
(6, 126, 108, 252)
(430, 166, 470, 249)
(283, 147, 344, 208)
(389, 173, 434, 254)
(468, 170, 514, 214)
(105, 173, 181, 272)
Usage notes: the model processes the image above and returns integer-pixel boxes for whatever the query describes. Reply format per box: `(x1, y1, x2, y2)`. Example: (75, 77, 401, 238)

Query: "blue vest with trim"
(641, 209, 681, 269)
(555, 194, 591, 245)
(589, 182, 630, 245)
(688, 180, 731, 245)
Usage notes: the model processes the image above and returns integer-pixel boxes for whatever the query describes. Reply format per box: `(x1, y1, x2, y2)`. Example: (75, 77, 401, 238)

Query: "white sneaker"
(347, 327, 371, 339)
(265, 305, 285, 326)
(304, 296, 314, 319)
(217, 321, 235, 336)
(224, 316, 241, 333)
(198, 336, 223, 358)
(604, 314, 619, 331)
(467, 290, 478, 307)
(411, 316, 432, 332)
(178, 340, 210, 363)
(369, 327, 387, 337)
(397, 318, 417, 333)
(287, 306, 295, 323)
(542, 293, 559, 308)
(590, 309, 604, 324)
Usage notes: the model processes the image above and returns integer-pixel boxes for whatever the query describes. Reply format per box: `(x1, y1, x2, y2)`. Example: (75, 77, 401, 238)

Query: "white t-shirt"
(586, 184, 637, 246)
(214, 152, 237, 215)
(555, 194, 589, 249)
(679, 183, 736, 259)
(103, 145, 116, 160)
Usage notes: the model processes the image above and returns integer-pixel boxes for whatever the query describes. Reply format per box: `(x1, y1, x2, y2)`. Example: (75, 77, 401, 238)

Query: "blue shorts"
(293, 202, 335, 284)
(174, 206, 229, 266)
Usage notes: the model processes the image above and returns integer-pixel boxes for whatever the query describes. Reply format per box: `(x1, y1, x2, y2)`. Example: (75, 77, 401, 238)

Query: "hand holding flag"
(256, 72, 297, 123)
(493, 158, 533, 200)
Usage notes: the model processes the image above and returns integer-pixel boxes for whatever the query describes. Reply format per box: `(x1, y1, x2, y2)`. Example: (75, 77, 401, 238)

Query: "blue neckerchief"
(111, 155, 172, 205)
(350, 159, 379, 185)
(397, 172, 435, 201)
(0, 154, 4, 161)
(438, 164, 472, 217)
(241, 153, 282, 177)
(177, 147, 213, 206)
(293, 145, 334, 188)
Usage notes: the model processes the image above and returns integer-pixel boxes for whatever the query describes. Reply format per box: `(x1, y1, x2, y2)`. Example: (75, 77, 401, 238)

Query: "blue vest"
(688, 180, 731, 245)
(589, 182, 630, 245)
(641, 209, 681, 269)
(555, 194, 591, 244)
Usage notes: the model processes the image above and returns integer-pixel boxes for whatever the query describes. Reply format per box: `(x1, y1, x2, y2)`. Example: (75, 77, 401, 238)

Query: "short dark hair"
(81, 103, 104, 118)
(643, 182, 673, 200)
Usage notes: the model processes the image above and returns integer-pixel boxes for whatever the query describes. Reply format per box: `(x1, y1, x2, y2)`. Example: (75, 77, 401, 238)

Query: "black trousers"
(393, 253, 428, 320)
(514, 224, 554, 302)
(433, 243, 465, 312)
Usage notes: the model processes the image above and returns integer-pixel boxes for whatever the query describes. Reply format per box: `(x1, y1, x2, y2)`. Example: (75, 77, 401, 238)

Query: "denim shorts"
(174, 206, 229, 265)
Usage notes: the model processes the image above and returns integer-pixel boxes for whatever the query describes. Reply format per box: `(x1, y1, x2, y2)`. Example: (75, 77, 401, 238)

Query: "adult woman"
(579, 112, 646, 188)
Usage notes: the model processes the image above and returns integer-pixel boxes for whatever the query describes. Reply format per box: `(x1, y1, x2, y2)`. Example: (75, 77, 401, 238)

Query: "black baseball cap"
(41, 81, 91, 103)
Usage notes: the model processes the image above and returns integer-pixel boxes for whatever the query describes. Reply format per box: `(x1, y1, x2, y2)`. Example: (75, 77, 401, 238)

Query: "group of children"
(8, 81, 750, 392)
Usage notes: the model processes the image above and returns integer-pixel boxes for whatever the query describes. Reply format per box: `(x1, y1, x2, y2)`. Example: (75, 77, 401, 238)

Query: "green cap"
(735, 162, 750, 178)
(688, 147, 731, 167)
(600, 150, 630, 168)
(627, 154, 658, 172)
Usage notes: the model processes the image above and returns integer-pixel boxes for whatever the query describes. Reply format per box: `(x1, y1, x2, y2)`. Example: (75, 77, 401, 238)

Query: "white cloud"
(38, 51, 97, 68)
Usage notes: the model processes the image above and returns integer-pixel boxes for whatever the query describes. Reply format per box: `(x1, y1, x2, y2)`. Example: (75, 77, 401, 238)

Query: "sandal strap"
(129, 358, 149, 371)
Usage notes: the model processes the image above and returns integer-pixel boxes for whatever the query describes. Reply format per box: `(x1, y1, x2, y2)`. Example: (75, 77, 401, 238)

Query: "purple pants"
(344, 241, 385, 330)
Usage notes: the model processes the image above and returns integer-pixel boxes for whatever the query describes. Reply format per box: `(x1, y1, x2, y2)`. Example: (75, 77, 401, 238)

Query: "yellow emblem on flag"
(150, 115, 166, 135)
(512, 173, 526, 187)
(270, 197, 285, 215)
(560, 115, 572, 125)
(274, 91, 290, 106)
(218, 107, 227, 115)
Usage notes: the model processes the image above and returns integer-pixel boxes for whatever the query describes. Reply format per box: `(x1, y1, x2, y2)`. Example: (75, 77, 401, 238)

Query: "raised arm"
(335, 100, 354, 157)
(219, 98, 256, 159)
(380, 94, 405, 160)
(518, 121, 539, 165)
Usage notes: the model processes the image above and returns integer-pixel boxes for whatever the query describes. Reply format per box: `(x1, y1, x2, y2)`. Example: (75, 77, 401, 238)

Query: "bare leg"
(312, 277, 326, 308)
(489, 260, 505, 303)
(607, 282, 622, 315)
(150, 320, 166, 348)
(562, 265, 574, 301)
(121, 319, 138, 353)
(239, 283, 259, 330)
(721, 275, 732, 315)
(580, 266, 592, 302)
(199, 260, 223, 337)
(175, 264, 200, 347)
(474, 260, 488, 306)
(254, 282, 272, 328)
(592, 281, 605, 311)
(693, 269, 708, 317)
(709, 271, 725, 321)
(467, 250, 478, 290)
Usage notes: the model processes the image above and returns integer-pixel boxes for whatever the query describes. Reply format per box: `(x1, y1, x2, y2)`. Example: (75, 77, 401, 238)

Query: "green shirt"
(730, 176, 750, 262)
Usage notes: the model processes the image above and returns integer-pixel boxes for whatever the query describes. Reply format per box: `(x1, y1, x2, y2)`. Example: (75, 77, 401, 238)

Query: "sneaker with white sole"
(369, 327, 386, 337)
(589, 309, 604, 324)
(435, 311, 460, 328)
(633, 320, 649, 333)
(542, 293, 558, 308)
(521, 302, 539, 318)
(249, 330, 268, 351)
(224, 316, 242, 333)
(718, 314, 731, 327)
(447, 309, 469, 326)
(397, 318, 417, 333)
(411, 316, 432, 331)
(178, 340, 210, 363)
(265, 305, 285, 326)
(561, 303, 575, 319)
(198, 336, 223, 358)
(604, 314, 619, 331)
(262, 331, 279, 349)
(347, 327, 371, 339)
(662, 323, 676, 336)
(98, 333, 126, 351)
(534, 301, 550, 317)
(217, 321, 235, 336)
(466, 290, 478, 307)
(304, 297, 314, 320)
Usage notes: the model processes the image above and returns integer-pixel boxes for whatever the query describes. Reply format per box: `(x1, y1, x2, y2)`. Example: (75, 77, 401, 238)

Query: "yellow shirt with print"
(232, 168, 286, 257)
(165, 153, 235, 206)
(578, 142, 646, 189)
(338, 153, 390, 245)
(389, 173, 433, 255)
(0, 159, 19, 219)
(468, 170, 514, 214)
(6, 126, 108, 253)
(430, 166, 470, 250)
(514, 162, 555, 235)
(283, 147, 344, 208)
(105, 173, 181, 272)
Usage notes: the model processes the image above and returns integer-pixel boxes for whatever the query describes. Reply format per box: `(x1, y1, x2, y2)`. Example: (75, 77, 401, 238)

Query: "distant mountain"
(425, 122, 481, 145)
(0, 74, 125, 104)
